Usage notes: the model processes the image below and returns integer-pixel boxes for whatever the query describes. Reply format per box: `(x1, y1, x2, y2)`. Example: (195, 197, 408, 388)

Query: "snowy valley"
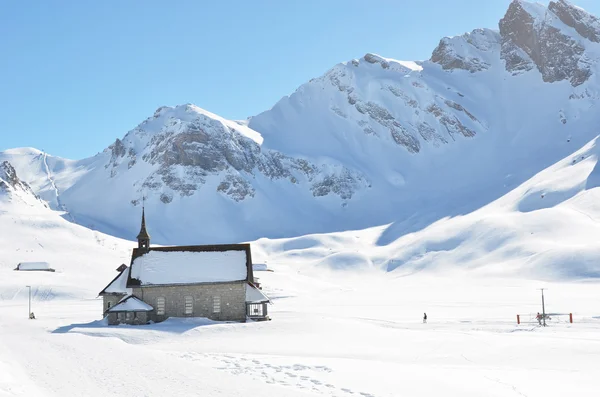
(2, 0, 600, 396)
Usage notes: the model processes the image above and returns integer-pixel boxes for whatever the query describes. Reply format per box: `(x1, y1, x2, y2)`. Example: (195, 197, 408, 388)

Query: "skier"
(29, 312, 35, 320)
(423, 313, 427, 324)
(536, 312, 542, 325)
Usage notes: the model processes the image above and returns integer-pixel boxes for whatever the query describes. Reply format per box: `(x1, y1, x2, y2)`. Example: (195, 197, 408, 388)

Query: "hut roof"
(107, 295, 153, 312)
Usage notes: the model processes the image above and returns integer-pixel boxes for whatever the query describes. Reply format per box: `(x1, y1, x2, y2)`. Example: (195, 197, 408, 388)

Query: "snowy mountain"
(0, 160, 46, 209)
(2, 0, 600, 249)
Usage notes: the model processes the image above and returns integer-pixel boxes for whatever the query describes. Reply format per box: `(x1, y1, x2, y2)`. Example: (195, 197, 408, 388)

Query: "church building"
(98, 209, 270, 325)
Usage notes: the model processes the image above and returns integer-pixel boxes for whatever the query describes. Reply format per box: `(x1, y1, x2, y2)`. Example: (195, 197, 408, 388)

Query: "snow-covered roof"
(107, 295, 153, 312)
(130, 246, 250, 286)
(15, 262, 53, 271)
(100, 267, 131, 295)
(246, 283, 270, 303)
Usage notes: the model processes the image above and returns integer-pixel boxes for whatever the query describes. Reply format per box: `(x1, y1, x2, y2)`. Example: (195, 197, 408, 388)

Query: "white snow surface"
(15, 262, 51, 271)
(108, 295, 153, 312)
(130, 250, 248, 285)
(101, 267, 131, 295)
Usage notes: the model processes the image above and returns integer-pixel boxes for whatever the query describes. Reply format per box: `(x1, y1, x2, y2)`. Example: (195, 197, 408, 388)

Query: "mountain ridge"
(2, 0, 600, 246)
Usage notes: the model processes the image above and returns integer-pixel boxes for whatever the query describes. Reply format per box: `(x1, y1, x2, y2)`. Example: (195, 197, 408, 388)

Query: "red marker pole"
(569, 313, 573, 323)
(517, 314, 520, 325)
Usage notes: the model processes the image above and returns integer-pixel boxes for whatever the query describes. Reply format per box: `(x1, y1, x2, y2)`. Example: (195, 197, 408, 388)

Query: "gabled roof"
(127, 244, 254, 287)
(99, 267, 131, 296)
(107, 295, 153, 312)
(246, 283, 271, 303)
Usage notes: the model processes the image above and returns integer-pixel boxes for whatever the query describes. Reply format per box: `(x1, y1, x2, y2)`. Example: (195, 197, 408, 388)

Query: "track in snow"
(41, 152, 74, 222)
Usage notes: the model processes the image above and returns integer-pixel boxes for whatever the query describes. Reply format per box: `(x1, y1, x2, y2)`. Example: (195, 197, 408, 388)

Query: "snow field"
(1, 269, 600, 397)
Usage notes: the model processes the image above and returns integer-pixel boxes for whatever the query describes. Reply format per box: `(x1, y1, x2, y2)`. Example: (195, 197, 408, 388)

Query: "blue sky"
(1, 0, 599, 159)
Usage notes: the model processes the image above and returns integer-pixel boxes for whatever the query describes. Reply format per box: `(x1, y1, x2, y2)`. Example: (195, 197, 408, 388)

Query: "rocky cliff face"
(104, 105, 367, 204)
(0, 161, 43, 206)
(499, 0, 593, 86)
(0, 161, 33, 194)
(549, 0, 600, 43)
(431, 28, 500, 73)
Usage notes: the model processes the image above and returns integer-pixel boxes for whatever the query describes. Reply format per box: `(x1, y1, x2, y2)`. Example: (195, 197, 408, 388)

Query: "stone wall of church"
(107, 311, 149, 326)
(102, 294, 125, 316)
(132, 281, 246, 323)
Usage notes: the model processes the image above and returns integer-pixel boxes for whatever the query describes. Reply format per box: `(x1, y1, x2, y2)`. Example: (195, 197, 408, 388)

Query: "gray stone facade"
(132, 281, 246, 323)
(107, 311, 149, 326)
(102, 294, 125, 314)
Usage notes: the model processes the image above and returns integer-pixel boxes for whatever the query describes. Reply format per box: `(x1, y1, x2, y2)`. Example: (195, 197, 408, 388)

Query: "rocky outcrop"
(217, 175, 255, 202)
(426, 104, 477, 139)
(499, 0, 592, 86)
(106, 106, 367, 203)
(353, 99, 421, 153)
(431, 29, 499, 73)
(0, 161, 34, 194)
(549, 0, 600, 43)
(0, 161, 41, 204)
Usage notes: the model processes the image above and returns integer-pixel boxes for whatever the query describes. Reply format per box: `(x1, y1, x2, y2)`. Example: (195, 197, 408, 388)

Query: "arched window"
(184, 296, 193, 315)
(213, 296, 221, 314)
(156, 297, 166, 315)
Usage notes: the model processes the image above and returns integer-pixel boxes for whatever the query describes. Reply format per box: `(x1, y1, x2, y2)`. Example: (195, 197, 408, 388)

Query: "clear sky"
(1, 0, 599, 159)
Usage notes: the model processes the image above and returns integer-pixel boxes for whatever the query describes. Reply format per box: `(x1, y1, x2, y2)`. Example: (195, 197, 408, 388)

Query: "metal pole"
(540, 288, 546, 327)
(26, 285, 31, 318)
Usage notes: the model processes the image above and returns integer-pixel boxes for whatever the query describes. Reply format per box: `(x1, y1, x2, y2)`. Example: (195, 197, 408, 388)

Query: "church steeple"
(137, 206, 150, 253)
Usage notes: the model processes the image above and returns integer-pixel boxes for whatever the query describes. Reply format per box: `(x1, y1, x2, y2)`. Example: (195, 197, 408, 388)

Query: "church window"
(213, 296, 221, 313)
(157, 297, 166, 315)
(184, 296, 193, 315)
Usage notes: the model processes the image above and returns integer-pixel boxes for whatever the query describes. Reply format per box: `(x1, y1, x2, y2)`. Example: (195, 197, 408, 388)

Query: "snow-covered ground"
(2, 158, 600, 396)
(1, 267, 600, 397)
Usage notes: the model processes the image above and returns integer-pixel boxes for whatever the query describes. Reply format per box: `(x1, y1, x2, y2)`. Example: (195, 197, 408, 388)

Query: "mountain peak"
(0, 161, 20, 188)
(0, 160, 41, 206)
(549, 0, 600, 42)
(499, 0, 593, 86)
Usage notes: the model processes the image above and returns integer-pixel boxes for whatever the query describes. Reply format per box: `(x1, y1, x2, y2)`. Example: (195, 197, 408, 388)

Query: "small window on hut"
(156, 297, 166, 315)
(184, 296, 193, 315)
(213, 296, 221, 313)
(126, 312, 133, 321)
(107, 301, 112, 309)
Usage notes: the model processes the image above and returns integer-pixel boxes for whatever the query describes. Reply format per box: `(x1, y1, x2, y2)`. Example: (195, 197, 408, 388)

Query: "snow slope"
(0, 161, 132, 301)
(253, 134, 600, 281)
(1, 224, 600, 396)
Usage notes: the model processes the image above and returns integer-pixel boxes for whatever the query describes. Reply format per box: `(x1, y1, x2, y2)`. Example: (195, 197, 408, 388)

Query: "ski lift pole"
(26, 285, 31, 319)
(539, 288, 547, 327)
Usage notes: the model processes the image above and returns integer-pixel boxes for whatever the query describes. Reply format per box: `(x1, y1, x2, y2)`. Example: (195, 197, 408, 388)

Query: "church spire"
(137, 204, 150, 253)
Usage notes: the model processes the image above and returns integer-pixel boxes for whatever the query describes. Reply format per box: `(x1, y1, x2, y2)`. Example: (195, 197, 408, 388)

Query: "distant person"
(536, 312, 542, 325)
(423, 313, 427, 324)
(29, 312, 35, 320)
